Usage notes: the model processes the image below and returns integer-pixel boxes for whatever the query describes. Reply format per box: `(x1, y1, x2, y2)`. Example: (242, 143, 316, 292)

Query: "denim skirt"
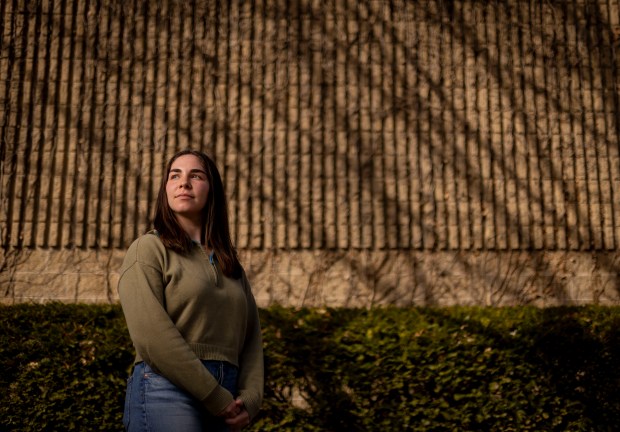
(123, 360, 239, 432)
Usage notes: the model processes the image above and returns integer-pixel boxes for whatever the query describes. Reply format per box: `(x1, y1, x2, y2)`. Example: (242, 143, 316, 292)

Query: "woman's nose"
(179, 176, 191, 188)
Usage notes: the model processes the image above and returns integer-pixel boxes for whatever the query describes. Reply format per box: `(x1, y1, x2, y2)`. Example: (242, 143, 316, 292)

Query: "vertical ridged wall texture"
(1, 0, 620, 305)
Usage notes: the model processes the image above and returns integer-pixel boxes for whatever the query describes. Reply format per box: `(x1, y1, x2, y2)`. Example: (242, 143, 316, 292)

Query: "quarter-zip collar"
(208, 250, 219, 287)
(194, 241, 219, 287)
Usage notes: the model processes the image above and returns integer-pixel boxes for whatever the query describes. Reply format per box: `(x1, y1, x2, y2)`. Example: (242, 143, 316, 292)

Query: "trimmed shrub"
(256, 306, 620, 431)
(1, 304, 132, 431)
(1, 304, 618, 431)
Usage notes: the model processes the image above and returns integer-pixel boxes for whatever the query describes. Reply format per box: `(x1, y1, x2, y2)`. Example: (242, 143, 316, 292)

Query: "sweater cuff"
(200, 386, 235, 416)
(239, 391, 261, 421)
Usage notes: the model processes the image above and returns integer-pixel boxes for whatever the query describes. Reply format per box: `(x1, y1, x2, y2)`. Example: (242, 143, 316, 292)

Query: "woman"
(118, 149, 263, 432)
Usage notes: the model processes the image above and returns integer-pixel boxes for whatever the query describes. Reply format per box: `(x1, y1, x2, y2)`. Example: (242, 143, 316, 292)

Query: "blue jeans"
(123, 361, 239, 432)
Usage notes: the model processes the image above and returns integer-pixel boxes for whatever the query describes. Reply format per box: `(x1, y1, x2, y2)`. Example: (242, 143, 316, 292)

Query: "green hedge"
(1, 304, 619, 431)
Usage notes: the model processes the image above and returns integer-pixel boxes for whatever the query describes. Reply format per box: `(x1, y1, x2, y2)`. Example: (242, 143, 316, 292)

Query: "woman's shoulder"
(130, 231, 163, 248)
(125, 232, 167, 264)
(237, 265, 252, 289)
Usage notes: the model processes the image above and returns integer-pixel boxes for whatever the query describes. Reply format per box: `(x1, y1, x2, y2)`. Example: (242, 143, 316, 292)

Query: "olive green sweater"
(118, 233, 263, 419)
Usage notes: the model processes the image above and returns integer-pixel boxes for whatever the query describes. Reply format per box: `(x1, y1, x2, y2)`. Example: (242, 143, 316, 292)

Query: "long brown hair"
(153, 149, 241, 278)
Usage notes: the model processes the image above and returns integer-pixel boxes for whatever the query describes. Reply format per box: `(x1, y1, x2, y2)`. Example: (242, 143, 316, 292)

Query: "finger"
(218, 400, 241, 418)
(224, 411, 250, 428)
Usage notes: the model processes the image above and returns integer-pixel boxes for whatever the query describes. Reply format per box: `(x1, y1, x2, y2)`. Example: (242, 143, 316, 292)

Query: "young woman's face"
(165, 154, 210, 220)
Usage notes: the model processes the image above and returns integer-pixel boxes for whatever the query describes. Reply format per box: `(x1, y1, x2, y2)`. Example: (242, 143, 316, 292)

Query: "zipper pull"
(209, 251, 219, 286)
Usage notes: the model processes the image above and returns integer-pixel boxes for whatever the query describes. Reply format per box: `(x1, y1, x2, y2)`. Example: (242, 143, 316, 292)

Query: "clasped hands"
(219, 399, 250, 431)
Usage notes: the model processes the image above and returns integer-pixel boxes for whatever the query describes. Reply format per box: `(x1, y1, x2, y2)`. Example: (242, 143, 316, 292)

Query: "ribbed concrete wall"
(1, 0, 620, 305)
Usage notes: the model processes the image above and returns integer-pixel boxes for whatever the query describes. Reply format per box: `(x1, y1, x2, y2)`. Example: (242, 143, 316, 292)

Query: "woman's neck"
(175, 214, 202, 244)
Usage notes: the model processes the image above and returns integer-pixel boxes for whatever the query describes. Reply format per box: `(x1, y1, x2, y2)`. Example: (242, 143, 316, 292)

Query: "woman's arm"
(234, 270, 265, 420)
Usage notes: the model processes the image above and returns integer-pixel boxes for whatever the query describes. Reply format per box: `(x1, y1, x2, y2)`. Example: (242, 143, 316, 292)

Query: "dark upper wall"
(1, 0, 620, 252)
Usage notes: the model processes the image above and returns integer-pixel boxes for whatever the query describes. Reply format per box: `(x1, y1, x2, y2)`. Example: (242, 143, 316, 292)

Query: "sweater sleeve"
(118, 236, 234, 415)
(236, 270, 264, 420)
